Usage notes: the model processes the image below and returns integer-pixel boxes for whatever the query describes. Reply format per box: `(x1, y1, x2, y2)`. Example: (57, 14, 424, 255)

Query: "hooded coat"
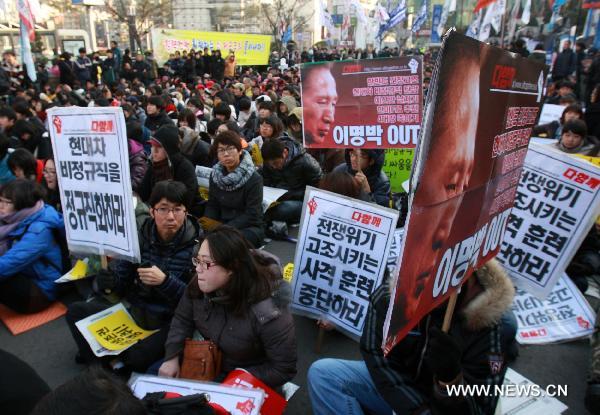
(144, 111, 173, 134)
(180, 126, 211, 168)
(333, 149, 391, 207)
(0, 204, 65, 300)
(138, 126, 199, 211)
(260, 137, 322, 201)
(164, 250, 297, 388)
(361, 259, 515, 415)
(128, 139, 148, 192)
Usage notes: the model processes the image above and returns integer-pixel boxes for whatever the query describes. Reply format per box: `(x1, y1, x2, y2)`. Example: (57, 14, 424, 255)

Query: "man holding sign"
(66, 181, 202, 373)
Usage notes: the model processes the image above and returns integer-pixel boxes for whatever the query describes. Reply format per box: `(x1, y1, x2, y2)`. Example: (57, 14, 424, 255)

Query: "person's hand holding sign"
(424, 326, 462, 384)
(138, 265, 167, 286)
(354, 171, 371, 194)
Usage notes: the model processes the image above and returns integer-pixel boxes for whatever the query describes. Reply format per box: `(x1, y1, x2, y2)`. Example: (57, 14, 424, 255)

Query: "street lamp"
(128, 0, 136, 53)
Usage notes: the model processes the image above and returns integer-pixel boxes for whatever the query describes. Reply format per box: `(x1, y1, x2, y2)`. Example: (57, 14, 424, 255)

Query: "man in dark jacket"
(132, 53, 150, 84)
(138, 124, 203, 217)
(333, 149, 391, 207)
(144, 95, 173, 134)
(66, 181, 202, 373)
(260, 137, 323, 224)
(308, 259, 515, 415)
(553, 40, 577, 82)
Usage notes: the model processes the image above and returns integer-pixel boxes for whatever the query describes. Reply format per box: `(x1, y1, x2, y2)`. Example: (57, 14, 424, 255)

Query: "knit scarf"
(211, 151, 255, 192)
(0, 200, 44, 255)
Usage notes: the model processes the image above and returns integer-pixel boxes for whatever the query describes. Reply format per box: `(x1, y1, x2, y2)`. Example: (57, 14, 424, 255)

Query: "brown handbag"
(179, 338, 223, 382)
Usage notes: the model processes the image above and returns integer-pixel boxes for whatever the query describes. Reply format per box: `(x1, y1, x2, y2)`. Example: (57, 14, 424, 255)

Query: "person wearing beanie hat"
(286, 106, 303, 142)
(138, 124, 203, 216)
(333, 149, 391, 207)
(144, 95, 173, 134)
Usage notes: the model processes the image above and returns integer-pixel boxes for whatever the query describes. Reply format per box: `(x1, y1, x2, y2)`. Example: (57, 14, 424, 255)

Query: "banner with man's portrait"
(383, 32, 548, 353)
(300, 57, 423, 149)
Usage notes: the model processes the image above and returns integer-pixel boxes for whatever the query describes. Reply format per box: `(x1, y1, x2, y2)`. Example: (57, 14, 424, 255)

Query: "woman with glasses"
(203, 131, 264, 247)
(41, 158, 61, 212)
(159, 226, 297, 388)
(0, 179, 65, 314)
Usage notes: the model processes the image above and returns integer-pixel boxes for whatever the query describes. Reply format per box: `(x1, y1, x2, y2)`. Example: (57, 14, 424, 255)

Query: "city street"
(0, 229, 591, 414)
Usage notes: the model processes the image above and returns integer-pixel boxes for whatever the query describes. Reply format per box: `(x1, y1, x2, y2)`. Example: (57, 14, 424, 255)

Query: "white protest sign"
(538, 103, 565, 126)
(48, 107, 140, 262)
(291, 187, 399, 339)
(498, 368, 568, 414)
(386, 229, 404, 278)
(513, 273, 594, 344)
(129, 374, 264, 415)
(195, 165, 212, 188)
(262, 186, 288, 213)
(497, 143, 600, 298)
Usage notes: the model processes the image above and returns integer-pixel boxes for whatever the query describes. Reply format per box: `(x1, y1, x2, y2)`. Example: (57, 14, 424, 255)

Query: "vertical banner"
(497, 143, 600, 298)
(431, 5, 443, 44)
(383, 32, 547, 353)
(48, 107, 140, 262)
(291, 187, 399, 338)
(512, 274, 595, 344)
(300, 57, 423, 149)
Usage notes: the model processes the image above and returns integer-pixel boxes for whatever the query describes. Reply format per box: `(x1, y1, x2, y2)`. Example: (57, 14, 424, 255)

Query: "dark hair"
(187, 97, 204, 111)
(213, 102, 232, 120)
(12, 100, 32, 117)
(30, 366, 146, 415)
(260, 114, 284, 138)
(261, 137, 286, 161)
(78, 47, 86, 54)
(126, 121, 143, 143)
(0, 178, 45, 210)
(178, 108, 197, 130)
(319, 171, 361, 199)
(560, 104, 584, 124)
(8, 148, 37, 179)
(212, 130, 242, 153)
(207, 118, 223, 136)
(222, 120, 242, 135)
(257, 101, 275, 112)
(0, 106, 17, 120)
(148, 95, 164, 110)
(148, 180, 190, 209)
(0, 133, 9, 159)
(239, 97, 251, 111)
(190, 226, 274, 314)
(562, 119, 587, 137)
(12, 119, 36, 139)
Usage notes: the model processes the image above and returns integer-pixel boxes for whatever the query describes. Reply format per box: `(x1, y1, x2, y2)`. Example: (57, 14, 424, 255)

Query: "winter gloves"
(425, 326, 462, 383)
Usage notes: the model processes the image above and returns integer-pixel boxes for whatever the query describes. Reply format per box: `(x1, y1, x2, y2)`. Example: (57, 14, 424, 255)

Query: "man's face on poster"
(397, 61, 479, 322)
(303, 67, 337, 144)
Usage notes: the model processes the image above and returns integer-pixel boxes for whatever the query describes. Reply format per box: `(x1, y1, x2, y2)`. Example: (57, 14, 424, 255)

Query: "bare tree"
(260, 0, 313, 51)
(104, 0, 171, 51)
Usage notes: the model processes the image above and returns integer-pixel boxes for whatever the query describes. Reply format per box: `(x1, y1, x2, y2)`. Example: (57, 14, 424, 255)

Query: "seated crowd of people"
(0, 42, 598, 415)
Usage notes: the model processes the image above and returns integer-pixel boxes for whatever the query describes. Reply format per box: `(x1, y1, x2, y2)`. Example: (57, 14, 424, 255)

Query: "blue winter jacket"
(0, 204, 65, 300)
(0, 154, 14, 185)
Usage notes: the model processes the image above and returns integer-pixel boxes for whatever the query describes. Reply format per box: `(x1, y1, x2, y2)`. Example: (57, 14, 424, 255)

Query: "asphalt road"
(0, 231, 592, 414)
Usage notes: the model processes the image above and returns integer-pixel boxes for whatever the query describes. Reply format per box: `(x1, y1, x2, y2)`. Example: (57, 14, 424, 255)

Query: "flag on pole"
(412, 0, 429, 32)
(521, 0, 531, 24)
(341, 15, 351, 41)
(466, 9, 483, 38)
(320, 0, 334, 31)
(377, 0, 408, 39)
(491, 0, 506, 32)
(16, 0, 37, 82)
(507, 0, 520, 40)
(474, 0, 498, 13)
(375, 5, 390, 24)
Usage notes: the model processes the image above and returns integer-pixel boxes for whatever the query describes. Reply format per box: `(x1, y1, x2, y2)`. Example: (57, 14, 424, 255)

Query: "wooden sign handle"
(100, 255, 108, 271)
(441, 292, 459, 333)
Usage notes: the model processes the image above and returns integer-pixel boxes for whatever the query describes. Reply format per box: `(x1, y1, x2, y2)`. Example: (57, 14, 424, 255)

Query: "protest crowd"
(0, 34, 599, 415)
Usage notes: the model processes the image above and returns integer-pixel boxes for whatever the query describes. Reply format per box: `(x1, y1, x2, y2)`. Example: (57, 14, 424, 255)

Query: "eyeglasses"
(192, 257, 217, 270)
(217, 146, 238, 155)
(153, 207, 186, 216)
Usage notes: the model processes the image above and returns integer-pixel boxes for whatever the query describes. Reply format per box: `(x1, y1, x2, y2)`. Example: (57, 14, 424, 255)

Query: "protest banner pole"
(315, 326, 325, 353)
(441, 292, 458, 333)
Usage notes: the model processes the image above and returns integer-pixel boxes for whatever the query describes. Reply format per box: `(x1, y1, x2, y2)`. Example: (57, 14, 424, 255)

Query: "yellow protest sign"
(283, 263, 294, 283)
(573, 154, 600, 167)
(151, 29, 271, 66)
(70, 259, 88, 279)
(87, 309, 157, 351)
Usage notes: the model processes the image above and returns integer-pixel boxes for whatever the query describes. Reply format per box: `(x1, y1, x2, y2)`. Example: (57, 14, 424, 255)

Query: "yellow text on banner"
(87, 309, 157, 351)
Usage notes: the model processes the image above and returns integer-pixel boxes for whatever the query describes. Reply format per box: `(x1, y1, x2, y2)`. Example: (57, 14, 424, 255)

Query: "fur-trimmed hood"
(459, 259, 515, 331)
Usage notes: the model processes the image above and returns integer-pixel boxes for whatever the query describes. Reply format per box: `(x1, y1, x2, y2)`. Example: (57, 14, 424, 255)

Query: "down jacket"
(361, 259, 515, 415)
(164, 250, 297, 388)
(333, 149, 391, 207)
(111, 216, 202, 325)
(0, 204, 64, 300)
(259, 137, 322, 201)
